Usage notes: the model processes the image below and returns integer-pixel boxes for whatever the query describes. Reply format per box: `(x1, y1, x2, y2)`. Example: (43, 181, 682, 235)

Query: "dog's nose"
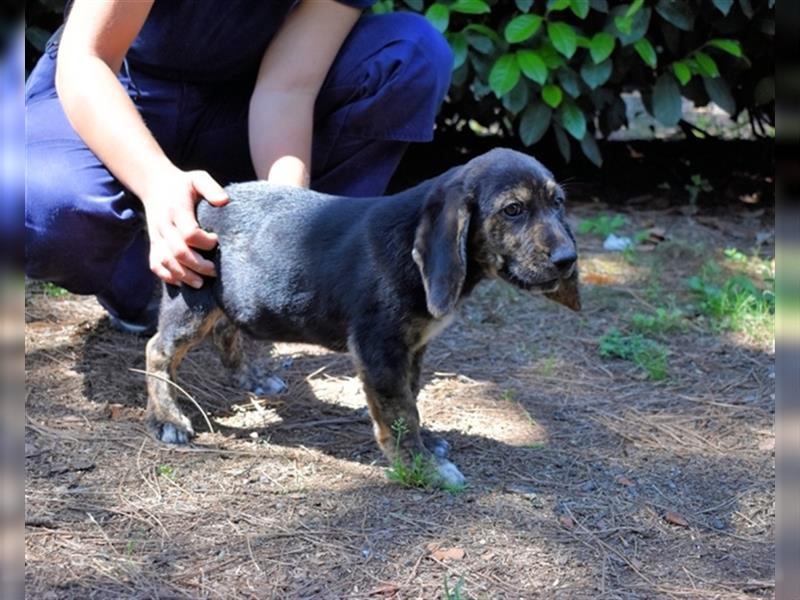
(550, 246, 577, 273)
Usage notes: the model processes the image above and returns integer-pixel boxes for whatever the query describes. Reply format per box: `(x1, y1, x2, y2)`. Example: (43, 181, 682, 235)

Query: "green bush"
(373, 0, 774, 165)
(26, 0, 774, 166)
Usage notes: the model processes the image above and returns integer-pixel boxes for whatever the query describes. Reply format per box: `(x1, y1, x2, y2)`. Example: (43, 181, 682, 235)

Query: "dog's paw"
(421, 431, 451, 459)
(252, 374, 288, 396)
(434, 458, 466, 490)
(149, 418, 194, 445)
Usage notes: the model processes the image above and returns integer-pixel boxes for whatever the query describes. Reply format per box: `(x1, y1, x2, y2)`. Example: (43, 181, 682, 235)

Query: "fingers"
(173, 208, 218, 252)
(190, 170, 229, 206)
(148, 221, 216, 288)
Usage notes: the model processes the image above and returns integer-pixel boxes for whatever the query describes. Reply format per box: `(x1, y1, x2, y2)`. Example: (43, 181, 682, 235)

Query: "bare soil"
(25, 197, 774, 599)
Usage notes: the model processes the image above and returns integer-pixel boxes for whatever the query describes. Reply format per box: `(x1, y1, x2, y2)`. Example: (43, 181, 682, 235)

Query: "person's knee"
(381, 12, 453, 100)
(25, 152, 140, 292)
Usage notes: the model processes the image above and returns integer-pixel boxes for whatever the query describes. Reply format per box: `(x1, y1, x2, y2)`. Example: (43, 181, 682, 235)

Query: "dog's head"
(413, 148, 580, 318)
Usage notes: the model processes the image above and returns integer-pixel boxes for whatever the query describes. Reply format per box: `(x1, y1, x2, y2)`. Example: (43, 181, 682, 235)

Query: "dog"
(144, 148, 579, 488)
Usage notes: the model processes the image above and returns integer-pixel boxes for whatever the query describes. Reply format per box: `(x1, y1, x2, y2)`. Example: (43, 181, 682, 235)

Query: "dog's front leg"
(410, 346, 451, 460)
(349, 335, 465, 488)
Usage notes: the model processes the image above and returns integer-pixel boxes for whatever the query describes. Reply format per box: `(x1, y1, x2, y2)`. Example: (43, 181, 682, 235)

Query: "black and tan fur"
(145, 148, 579, 487)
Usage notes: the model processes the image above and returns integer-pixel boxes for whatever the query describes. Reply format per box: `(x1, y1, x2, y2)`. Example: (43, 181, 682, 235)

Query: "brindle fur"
(145, 148, 579, 487)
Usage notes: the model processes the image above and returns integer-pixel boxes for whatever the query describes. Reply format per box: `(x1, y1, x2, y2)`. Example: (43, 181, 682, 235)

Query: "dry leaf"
(430, 547, 465, 561)
(559, 515, 575, 530)
(664, 510, 689, 527)
(107, 404, 127, 420)
(582, 273, 618, 286)
(368, 583, 399, 596)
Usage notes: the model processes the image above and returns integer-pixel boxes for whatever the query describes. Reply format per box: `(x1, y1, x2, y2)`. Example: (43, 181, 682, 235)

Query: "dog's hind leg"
(145, 287, 221, 444)
(349, 334, 465, 488)
(211, 320, 288, 395)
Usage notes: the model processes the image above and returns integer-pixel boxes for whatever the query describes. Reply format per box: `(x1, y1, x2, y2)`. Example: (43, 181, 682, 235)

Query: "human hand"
(141, 168, 229, 288)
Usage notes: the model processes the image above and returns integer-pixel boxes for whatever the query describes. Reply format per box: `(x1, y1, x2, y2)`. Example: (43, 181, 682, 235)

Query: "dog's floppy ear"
(412, 173, 472, 319)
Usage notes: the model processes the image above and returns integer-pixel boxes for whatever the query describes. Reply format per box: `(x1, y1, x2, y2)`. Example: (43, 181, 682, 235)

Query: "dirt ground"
(25, 186, 774, 599)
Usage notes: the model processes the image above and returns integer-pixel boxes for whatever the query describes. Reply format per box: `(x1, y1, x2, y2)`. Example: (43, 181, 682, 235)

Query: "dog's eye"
(503, 202, 524, 218)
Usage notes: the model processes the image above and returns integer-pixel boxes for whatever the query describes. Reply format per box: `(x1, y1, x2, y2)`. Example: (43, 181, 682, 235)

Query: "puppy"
(144, 148, 579, 488)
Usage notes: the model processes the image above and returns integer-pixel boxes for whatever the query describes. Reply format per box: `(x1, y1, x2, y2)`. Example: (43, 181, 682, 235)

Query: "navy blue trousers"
(25, 13, 452, 320)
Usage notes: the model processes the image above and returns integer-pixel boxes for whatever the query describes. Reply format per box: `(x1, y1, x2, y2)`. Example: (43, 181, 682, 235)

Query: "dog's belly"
(244, 319, 350, 352)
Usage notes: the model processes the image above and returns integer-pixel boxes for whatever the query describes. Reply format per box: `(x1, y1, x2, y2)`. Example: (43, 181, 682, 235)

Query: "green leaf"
(739, 0, 754, 19)
(466, 31, 494, 54)
(450, 0, 491, 14)
(590, 32, 615, 63)
(580, 58, 612, 89)
(517, 50, 548, 84)
(655, 0, 695, 31)
(548, 22, 578, 58)
(652, 73, 683, 127)
(693, 51, 720, 78)
(672, 61, 692, 85)
(504, 15, 543, 43)
(591, 0, 609, 11)
(712, 0, 734, 15)
(614, 16, 632, 35)
(539, 44, 567, 68)
(559, 102, 587, 139)
(520, 103, 553, 146)
(706, 38, 743, 58)
(464, 23, 501, 41)
(542, 84, 564, 108)
(580, 133, 603, 166)
(425, 3, 450, 33)
(703, 77, 736, 115)
(548, 0, 572, 10)
(554, 124, 572, 161)
(449, 33, 468, 70)
(503, 79, 531, 115)
(404, 0, 424, 10)
(516, 0, 535, 11)
(625, 0, 644, 18)
(558, 68, 581, 97)
(489, 54, 521, 97)
(633, 38, 657, 67)
(570, 0, 591, 18)
(609, 6, 651, 45)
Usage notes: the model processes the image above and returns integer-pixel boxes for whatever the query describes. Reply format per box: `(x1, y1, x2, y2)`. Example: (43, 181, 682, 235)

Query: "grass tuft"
(599, 329, 668, 380)
(687, 262, 774, 337)
(577, 213, 628, 238)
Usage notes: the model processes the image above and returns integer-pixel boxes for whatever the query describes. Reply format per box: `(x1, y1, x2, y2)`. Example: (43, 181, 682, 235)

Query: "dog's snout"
(550, 246, 577, 273)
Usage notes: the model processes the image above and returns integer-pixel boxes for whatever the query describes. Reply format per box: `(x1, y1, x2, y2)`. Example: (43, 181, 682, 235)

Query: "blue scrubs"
(25, 1, 452, 321)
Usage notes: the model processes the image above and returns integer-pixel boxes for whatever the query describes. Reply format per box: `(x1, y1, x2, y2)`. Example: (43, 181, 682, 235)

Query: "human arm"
(55, 0, 227, 289)
(248, 0, 362, 186)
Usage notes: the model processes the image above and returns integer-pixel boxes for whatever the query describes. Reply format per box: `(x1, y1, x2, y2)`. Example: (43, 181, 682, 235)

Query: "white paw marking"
(436, 459, 466, 488)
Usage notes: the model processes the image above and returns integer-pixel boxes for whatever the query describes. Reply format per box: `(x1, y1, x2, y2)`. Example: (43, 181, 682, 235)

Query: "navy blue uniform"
(25, 1, 452, 321)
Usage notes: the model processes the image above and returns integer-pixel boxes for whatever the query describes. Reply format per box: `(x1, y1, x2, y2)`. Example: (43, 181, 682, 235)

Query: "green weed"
(687, 268, 774, 335)
(443, 576, 467, 600)
(385, 418, 438, 489)
(577, 213, 628, 238)
(685, 174, 712, 205)
(631, 308, 686, 334)
(599, 329, 669, 380)
(156, 464, 175, 479)
(500, 389, 516, 402)
(42, 282, 68, 297)
(723, 247, 748, 263)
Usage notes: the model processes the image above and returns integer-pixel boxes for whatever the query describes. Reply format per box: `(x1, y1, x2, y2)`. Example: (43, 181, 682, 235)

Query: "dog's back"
(196, 182, 422, 349)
